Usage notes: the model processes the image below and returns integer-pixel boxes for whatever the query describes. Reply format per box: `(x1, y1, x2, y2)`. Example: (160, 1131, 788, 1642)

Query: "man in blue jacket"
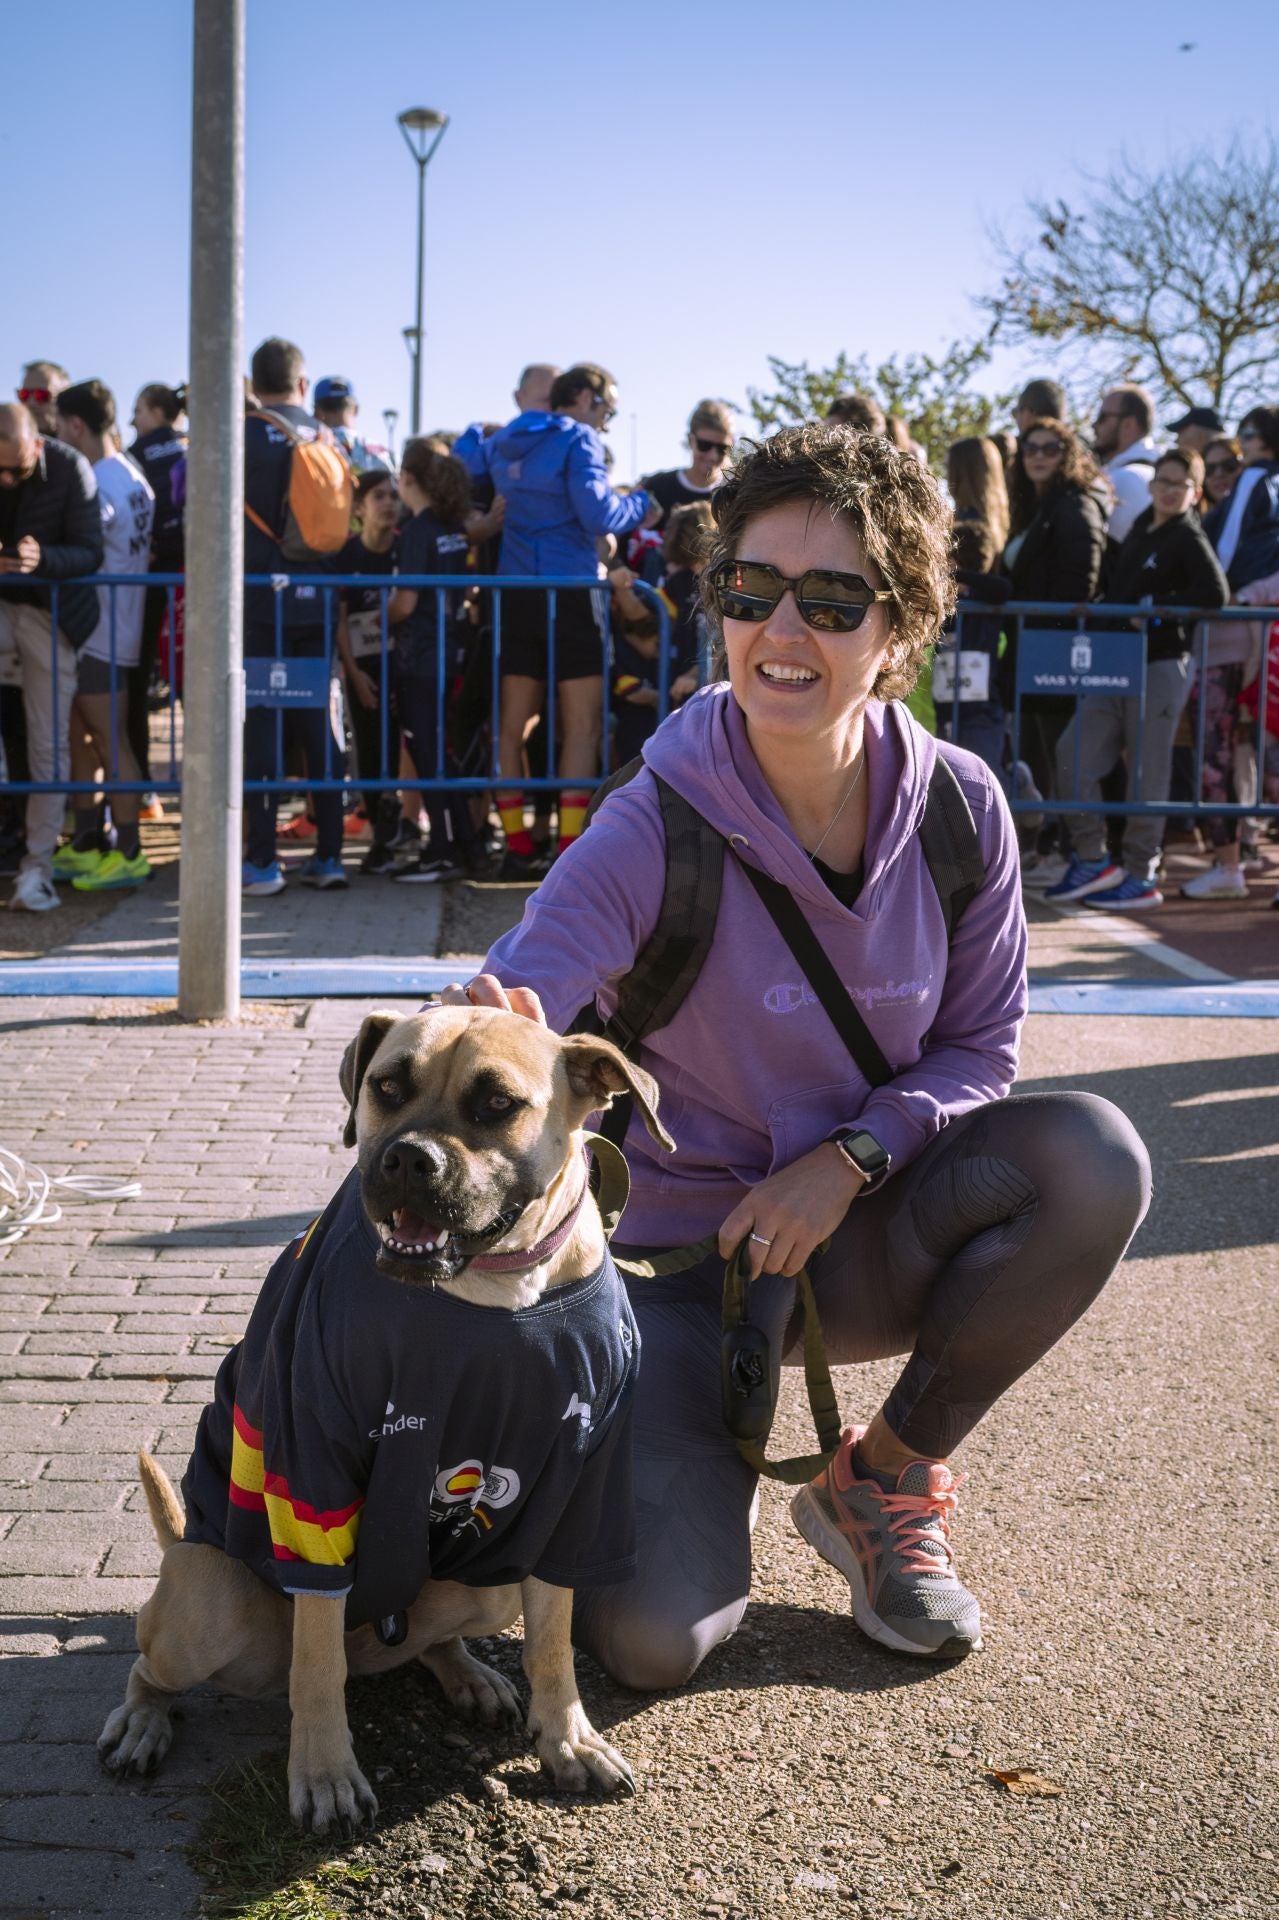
(458, 364, 657, 876)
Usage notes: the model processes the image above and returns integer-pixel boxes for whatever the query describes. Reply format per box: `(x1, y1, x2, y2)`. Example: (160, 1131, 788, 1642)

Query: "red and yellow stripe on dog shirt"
(230, 1404, 362, 1566)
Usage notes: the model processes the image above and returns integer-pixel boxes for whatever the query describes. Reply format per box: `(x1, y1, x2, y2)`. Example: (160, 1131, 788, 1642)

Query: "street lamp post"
(397, 106, 449, 436)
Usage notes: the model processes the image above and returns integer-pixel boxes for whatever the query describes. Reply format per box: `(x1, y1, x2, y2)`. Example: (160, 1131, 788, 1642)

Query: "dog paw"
(420, 1643, 523, 1726)
(288, 1748, 378, 1837)
(529, 1704, 635, 1797)
(98, 1701, 174, 1777)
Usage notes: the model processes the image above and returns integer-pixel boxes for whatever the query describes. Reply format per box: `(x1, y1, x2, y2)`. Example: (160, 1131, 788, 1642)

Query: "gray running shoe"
(791, 1424, 983, 1658)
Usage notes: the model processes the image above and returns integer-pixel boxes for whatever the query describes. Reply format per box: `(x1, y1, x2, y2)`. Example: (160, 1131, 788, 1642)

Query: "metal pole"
(178, 0, 245, 1022)
(412, 159, 425, 434)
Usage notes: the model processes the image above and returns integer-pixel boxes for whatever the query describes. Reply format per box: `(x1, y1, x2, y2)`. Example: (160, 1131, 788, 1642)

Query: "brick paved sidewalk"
(0, 996, 418, 1917)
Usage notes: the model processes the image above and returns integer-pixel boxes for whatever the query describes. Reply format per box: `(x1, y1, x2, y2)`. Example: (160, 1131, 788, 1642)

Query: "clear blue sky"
(2, 0, 1269, 479)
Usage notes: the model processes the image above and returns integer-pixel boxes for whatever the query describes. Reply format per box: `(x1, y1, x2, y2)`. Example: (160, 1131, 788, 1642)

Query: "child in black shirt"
(335, 470, 401, 871)
(388, 442, 476, 881)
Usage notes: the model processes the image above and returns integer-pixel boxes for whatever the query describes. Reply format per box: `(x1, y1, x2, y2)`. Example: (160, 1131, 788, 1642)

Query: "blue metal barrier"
(4, 577, 1274, 821)
(0, 573, 676, 796)
(934, 600, 1278, 820)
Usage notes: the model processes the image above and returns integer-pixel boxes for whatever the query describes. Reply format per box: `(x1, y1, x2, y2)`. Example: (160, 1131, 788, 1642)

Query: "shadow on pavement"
(114, 1210, 320, 1250)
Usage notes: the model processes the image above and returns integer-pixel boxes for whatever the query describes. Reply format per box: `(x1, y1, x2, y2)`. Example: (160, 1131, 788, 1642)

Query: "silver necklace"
(808, 752, 866, 865)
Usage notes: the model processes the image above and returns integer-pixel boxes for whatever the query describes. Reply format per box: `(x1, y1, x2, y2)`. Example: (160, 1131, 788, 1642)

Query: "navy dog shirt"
(182, 1171, 639, 1627)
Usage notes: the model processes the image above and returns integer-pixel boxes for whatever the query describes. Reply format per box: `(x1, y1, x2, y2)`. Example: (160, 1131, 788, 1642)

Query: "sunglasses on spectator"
(1239, 426, 1262, 441)
(694, 434, 730, 457)
(1023, 438, 1064, 457)
(16, 387, 52, 405)
(710, 560, 892, 633)
(1205, 458, 1240, 476)
(591, 395, 616, 422)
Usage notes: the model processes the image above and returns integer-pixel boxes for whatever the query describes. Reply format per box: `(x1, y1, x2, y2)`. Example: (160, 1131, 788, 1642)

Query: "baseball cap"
(1168, 406, 1224, 434)
(314, 376, 356, 406)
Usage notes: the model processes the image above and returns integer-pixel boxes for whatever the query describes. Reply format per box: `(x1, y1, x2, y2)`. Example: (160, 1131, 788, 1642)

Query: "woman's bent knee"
(576, 1591, 746, 1693)
(991, 1091, 1151, 1237)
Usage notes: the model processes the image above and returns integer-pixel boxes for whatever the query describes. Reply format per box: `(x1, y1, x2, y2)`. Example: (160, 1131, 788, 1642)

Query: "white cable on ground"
(0, 1146, 142, 1246)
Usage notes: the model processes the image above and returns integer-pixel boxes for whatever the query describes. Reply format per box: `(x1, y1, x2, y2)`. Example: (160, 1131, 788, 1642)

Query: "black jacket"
(0, 439, 104, 647)
(1005, 484, 1108, 619)
(129, 425, 186, 571)
(1107, 507, 1229, 659)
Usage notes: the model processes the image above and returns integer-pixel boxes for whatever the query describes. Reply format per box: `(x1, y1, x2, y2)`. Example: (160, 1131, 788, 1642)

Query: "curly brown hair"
(701, 423, 955, 700)
(1008, 416, 1100, 536)
(399, 437, 473, 532)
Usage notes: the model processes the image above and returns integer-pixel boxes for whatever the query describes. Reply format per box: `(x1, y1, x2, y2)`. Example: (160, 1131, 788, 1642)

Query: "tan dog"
(98, 1007, 673, 1833)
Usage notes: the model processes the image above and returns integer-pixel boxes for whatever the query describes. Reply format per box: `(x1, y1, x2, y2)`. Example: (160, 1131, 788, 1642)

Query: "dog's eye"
(485, 1093, 515, 1115)
(376, 1078, 404, 1104)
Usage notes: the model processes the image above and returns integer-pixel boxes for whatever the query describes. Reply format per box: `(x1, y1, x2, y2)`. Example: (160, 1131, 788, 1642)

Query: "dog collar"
(466, 1176, 589, 1275)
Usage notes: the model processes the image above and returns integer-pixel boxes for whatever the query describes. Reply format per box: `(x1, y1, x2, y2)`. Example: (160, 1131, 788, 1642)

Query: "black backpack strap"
(735, 861, 894, 1089)
(602, 775, 725, 1055)
(918, 753, 986, 935)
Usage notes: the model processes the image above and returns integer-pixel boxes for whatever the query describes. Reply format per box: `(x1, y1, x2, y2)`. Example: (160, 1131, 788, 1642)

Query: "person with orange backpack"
(241, 337, 354, 896)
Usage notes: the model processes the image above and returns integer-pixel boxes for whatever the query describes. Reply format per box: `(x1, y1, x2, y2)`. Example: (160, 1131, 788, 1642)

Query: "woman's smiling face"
(719, 498, 894, 749)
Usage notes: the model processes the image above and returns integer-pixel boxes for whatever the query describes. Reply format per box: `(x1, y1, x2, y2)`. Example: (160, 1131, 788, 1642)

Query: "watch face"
(842, 1130, 889, 1173)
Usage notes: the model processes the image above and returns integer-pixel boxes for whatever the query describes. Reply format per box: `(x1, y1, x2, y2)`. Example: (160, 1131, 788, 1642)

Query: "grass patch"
(190, 1754, 373, 1920)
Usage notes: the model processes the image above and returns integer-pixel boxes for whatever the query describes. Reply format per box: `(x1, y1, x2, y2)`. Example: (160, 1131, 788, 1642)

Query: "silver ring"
(749, 1231, 772, 1246)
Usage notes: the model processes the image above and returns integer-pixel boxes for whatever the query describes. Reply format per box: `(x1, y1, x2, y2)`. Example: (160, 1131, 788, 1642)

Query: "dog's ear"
(339, 1012, 400, 1149)
(559, 1035, 675, 1153)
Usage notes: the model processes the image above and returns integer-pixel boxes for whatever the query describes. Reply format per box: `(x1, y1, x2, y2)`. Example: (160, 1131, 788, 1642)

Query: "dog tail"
(138, 1451, 185, 1551)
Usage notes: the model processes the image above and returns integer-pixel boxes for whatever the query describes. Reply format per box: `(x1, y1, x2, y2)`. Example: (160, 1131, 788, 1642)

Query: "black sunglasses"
(694, 434, 730, 456)
(1205, 458, 1240, 476)
(1023, 437, 1064, 457)
(711, 560, 892, 633)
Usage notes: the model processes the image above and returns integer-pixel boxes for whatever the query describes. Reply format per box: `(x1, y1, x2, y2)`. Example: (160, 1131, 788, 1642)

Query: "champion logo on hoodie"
(764, 978, 929, 1015)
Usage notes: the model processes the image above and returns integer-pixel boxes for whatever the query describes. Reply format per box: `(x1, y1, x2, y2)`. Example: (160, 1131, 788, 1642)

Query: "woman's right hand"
(439, 972, 547, 1025)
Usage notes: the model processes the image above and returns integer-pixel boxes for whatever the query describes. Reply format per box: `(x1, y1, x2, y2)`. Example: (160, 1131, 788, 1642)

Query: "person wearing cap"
(314, 378, 388, 474)
(1169, 406, 1225, 458)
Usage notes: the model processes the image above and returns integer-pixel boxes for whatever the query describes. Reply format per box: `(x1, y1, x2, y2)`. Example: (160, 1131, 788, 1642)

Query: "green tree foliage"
(982, 139, 1279, 418)
(746, 339, 1014, 472)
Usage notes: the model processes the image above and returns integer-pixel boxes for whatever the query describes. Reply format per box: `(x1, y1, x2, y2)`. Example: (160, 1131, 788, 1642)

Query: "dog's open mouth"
(375, 1202, 523, 1270)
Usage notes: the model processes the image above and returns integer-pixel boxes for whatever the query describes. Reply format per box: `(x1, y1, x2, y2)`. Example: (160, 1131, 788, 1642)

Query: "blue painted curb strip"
(1, 962, 1278, 1016)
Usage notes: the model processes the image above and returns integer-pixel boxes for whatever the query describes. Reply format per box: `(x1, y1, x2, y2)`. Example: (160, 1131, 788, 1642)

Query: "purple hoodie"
(486, 686, 1027, 1247)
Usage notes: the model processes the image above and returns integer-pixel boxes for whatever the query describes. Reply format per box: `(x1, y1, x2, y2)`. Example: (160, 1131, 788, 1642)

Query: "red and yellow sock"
(498, 792, 533, 857)
(558, 790, 590, 853)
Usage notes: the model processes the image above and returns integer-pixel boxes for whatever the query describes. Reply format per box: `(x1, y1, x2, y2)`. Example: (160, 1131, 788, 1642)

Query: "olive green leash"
(612, 1221, 844, 1485)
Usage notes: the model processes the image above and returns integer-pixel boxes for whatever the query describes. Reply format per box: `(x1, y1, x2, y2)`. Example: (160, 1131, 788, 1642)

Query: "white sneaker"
(1022, 852, 1070, 890)
(1180, 863, 1247, 900)
(10, 868, 61, 912)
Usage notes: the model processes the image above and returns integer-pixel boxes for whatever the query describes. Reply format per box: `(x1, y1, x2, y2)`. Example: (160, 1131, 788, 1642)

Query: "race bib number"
(347, 609, 385, 660)
(932, 649, 991, 704)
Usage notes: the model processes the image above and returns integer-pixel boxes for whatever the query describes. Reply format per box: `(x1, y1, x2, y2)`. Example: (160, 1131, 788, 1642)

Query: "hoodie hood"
(641, 683, 939, 920)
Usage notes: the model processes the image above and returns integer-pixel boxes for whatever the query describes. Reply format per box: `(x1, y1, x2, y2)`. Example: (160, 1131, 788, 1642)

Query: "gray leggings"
(574, 1090, 1151, 1691)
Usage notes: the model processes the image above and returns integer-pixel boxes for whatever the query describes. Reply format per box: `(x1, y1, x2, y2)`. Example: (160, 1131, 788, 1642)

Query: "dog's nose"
(381, 1138, 447, 1184)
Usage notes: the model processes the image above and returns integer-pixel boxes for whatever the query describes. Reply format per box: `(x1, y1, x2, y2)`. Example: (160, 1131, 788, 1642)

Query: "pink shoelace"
(875, 1467, 965, 1578)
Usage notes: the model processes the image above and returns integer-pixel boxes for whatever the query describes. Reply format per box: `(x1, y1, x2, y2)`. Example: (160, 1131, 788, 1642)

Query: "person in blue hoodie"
(456, 364, 658, 876)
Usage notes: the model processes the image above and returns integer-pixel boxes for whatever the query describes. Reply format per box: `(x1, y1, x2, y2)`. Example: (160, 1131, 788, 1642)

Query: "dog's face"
(339, 1006, 673, 1286)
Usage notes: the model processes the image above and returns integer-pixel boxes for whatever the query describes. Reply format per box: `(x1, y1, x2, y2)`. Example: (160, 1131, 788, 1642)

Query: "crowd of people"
(0, 348, 1275, 916)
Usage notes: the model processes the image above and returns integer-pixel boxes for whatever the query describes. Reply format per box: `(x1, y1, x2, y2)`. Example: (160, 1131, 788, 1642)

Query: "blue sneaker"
(242, 860, 286, 897)
(298, 855, 349, 890)
(1044, 856, 1124, 902)
(1088, 873, 1163, 910)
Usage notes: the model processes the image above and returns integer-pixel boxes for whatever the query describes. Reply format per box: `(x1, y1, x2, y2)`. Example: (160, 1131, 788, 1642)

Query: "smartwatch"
(830, 1127, 891, 1192)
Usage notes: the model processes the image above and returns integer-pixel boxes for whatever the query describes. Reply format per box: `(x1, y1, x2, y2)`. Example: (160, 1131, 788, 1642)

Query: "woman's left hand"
(719, 1143, 866, 1279)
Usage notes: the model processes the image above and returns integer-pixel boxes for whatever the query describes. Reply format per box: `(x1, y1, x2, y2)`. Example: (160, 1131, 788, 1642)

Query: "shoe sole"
(1179, 888, 1247, 901)
(1019, 870, 1067, 891)
(790, 1485, 982, 1660)
(392, 871, 460, 884)
(1090, 894, 1162, 910)
(243, 882, 286, 896)
(72, 878, 150, 892)
(300, 877, 349, 890)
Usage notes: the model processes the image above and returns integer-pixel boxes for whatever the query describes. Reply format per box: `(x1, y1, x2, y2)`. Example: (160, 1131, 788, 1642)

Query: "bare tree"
(982, 140, 1279, 419)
